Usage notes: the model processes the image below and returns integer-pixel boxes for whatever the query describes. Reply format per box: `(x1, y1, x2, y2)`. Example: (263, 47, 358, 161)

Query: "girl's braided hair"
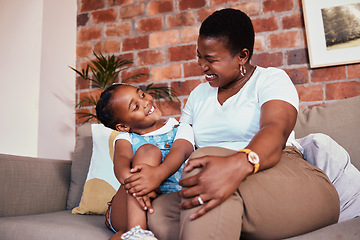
(95, 84, 125, 130)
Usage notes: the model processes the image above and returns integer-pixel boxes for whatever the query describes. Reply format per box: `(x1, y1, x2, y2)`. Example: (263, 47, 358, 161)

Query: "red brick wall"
(75, 0, 360, 124)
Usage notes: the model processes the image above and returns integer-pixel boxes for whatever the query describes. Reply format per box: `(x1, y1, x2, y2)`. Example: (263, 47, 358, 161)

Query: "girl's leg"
(107, 185, 127, 237)
(109, 186, 153, 239)
(128, 144, 163, 230)
(110, 144, 163, 235)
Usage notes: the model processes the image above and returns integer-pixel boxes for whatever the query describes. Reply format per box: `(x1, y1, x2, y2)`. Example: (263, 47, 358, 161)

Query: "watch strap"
(238, 149, 260, 174)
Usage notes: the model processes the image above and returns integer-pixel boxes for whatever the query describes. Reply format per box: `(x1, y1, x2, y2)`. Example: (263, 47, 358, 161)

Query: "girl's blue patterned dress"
(130, 126, 183, 193)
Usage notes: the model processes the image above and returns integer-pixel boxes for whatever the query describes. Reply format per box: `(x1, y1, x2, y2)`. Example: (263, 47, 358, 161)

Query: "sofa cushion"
(0, 154, 71, 217)
(294, 96, 360, 170)
(72, 124, 120, 215)
(0, 210, 113, 240)
(285, 217, 360, 240)
(67, 124, 93, 210)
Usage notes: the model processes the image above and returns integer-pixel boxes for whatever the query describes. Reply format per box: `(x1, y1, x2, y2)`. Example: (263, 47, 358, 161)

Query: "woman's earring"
(240, 65, 246, 77)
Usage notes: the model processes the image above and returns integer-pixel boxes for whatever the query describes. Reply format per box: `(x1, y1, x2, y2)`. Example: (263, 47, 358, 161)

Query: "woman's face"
(197, 36, 242, 88)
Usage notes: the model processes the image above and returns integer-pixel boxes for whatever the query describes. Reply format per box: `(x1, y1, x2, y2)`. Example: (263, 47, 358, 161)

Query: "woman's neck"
(217, 64, 256, 105)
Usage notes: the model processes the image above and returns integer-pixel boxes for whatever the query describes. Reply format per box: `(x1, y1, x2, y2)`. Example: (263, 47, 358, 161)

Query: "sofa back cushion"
(67, 124, 93, 210)
(294, 96, 360, 170)
(0, 154, 71, 217)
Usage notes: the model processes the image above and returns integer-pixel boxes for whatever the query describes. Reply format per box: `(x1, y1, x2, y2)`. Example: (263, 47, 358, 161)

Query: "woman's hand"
(124, 164, 163, 197)
(178, 153, 253, 220)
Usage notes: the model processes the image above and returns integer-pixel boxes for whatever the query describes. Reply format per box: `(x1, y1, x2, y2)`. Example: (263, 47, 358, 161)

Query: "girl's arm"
(157, 138, 194, 182)
(124, 139, 194, 196)
(155, 123, 195, 185)
(113, 139, 134, 184)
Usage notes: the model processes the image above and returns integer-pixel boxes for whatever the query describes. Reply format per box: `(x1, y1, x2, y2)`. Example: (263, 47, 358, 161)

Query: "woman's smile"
(205, 74, 217, 82)
(197, 36, 242, 89)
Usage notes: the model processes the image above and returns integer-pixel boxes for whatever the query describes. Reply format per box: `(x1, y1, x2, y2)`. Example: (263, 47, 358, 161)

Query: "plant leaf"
(76, 111, 98, 123)
(76, 95, 98, 109)
(145, 84, 179, 102)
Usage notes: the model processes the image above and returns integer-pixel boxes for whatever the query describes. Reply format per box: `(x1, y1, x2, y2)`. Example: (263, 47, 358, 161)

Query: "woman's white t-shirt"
(179, 66, 299, 150)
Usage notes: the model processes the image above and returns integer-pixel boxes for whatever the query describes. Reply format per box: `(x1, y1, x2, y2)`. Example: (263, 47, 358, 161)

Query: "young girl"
(95, 84, 194, 240)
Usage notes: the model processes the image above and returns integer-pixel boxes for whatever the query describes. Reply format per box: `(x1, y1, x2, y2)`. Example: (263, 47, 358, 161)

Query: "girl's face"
(197, 36, 243, 89)
(112, 85, 162, 135)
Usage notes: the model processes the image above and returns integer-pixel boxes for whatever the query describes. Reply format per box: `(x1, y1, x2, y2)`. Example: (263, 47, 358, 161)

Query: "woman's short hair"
(199, 8, 255, 60)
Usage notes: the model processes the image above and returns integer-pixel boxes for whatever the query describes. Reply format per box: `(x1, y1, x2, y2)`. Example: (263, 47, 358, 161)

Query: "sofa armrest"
(0, 153, 71, 217)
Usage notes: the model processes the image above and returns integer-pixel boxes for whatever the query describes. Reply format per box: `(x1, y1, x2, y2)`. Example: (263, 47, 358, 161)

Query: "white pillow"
(72, 124, 120, 215)
(297, 133, 360, 222)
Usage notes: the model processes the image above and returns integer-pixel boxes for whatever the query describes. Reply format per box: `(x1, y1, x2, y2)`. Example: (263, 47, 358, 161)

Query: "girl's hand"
(124, 164, 163, 196)
(178, 153, 252, 220)
(133, 191, 158, 214)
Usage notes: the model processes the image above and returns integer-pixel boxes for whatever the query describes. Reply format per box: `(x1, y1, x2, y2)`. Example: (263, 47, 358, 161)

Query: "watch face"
(248, 151, 260, 164)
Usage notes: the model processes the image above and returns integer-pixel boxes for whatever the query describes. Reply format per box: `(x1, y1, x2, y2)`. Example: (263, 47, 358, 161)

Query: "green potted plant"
(70, 52, 178, 123)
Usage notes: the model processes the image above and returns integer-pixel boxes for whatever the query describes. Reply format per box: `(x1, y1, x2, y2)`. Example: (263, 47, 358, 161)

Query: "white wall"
(0, 0, 76, 160)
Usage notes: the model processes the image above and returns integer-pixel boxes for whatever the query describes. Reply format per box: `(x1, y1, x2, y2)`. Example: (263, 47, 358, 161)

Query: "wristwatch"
(238, 149, 260, 174)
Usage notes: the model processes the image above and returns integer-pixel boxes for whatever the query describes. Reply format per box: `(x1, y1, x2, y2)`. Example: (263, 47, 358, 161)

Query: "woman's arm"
(179, 100, 298, 220)
(246, 100, 298, 170)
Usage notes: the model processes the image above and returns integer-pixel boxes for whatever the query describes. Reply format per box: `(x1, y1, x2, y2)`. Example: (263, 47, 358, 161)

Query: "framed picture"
(302, 0, 360, 68)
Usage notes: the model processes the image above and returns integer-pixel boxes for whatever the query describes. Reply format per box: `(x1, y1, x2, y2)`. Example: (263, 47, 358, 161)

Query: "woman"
(125, 8, 340, 239)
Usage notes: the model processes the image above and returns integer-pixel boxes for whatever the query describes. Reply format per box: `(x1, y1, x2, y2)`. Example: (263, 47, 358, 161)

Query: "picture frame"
(302, 0, 360, 68)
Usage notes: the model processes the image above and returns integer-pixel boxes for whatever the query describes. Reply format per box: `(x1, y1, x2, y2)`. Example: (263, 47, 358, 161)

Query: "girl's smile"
(147, 105, 156, 116)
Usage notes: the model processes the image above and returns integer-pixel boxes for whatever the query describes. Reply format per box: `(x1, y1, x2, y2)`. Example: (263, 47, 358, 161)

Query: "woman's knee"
(184, 147, 236, 179)
(239, 147, 340, 238)
(189, 146, 236, 159)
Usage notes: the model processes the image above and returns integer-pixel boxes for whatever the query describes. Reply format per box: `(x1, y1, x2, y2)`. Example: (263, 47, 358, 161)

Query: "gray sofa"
(1, 96, 359, 240)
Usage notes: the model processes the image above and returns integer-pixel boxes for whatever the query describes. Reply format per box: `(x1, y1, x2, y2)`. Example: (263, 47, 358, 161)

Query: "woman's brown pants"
(148, 147, 340, 240)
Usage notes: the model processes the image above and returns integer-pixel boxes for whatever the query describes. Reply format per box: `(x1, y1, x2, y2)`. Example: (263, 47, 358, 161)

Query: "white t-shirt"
(180, 66, 299, 150)
(114, 118, 194, 147)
